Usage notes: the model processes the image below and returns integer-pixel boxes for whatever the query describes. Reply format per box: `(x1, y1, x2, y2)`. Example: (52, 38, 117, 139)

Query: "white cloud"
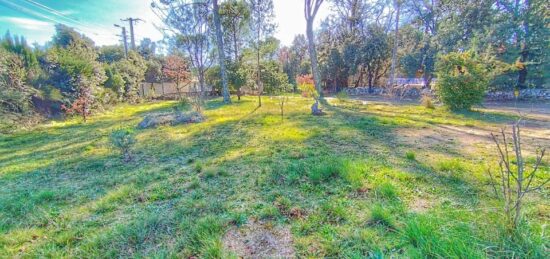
(0, 16, 53, 30)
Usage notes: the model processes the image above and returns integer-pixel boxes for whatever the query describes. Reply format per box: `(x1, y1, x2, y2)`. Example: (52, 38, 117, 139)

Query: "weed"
(405, 151, 416, 161)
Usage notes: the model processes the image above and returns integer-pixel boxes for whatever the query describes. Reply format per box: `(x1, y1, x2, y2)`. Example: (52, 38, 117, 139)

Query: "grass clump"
(375, 182, 399, 200)
(180, 216, 225, 257)
(369, 205, 395, 228)
(405, 151, 416, 161)
(307, 159, 341, 184)
(403, 215, 483, 258)
(320, 199, 348, 223)
(437, 158, 467, 180)
(340, 159, 368, 189)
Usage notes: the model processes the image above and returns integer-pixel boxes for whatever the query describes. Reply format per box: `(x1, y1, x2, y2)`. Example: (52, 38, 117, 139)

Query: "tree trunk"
(306, 20, 322, 99)
(516, 1, 530, 90)
(257, 35, 262, 107)
(213, 0, 231, 103)
(388, 0, 400, 87)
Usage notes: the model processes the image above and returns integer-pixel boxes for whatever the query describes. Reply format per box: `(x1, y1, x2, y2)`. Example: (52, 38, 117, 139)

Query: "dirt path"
(347, 96, 550, 157)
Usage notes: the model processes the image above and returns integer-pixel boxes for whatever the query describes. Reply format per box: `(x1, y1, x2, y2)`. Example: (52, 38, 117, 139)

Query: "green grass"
(0, 96, 547, 257)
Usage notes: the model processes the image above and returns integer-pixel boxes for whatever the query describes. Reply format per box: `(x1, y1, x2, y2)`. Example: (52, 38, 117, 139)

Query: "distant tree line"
(1, 0, 548, 130)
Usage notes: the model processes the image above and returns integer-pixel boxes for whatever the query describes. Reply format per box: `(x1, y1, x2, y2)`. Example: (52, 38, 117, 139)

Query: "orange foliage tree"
(163, 55, 191, 98)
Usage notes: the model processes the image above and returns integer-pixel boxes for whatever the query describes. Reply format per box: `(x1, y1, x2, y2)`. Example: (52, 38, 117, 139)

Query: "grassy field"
(0, 96, 548, 258)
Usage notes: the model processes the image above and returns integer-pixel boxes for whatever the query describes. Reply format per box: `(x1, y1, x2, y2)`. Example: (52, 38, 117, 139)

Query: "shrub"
(110, 128, 137, 162)
(435, 51, 489, 111)
(297, 74, 318, 99)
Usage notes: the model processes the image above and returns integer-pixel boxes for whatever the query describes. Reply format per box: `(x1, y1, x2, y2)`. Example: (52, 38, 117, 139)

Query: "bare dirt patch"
(223, 220, 295, 258)
(409, 197, 436, 213)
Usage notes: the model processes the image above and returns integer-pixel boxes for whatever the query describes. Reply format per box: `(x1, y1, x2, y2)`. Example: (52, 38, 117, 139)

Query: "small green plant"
(110, 128, 137, 162)
(194, 162, 203, 173)
(435, 51, 489, 111)
(405, 151, 416, 160)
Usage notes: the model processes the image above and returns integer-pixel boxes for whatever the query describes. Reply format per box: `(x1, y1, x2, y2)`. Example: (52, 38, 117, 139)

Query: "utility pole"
(114, 24, 128, 58)
(121, 18, 142, 50)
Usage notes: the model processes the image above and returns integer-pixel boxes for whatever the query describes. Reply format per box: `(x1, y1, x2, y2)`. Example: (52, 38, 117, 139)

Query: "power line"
(0, 0, 117, 43)
(22, 0, 111, 32)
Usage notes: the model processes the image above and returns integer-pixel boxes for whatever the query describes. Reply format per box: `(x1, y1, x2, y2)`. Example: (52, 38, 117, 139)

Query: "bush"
(297, 74, 318, 99)
(110, 128, 137, 162)
(435, 51, 489, 111)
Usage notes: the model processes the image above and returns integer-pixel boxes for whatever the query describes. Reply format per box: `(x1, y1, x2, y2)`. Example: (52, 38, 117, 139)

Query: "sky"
(0, 0, 330, 47)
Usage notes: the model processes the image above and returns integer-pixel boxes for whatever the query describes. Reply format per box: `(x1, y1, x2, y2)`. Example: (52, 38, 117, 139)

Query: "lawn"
(0, 96, 548, 258)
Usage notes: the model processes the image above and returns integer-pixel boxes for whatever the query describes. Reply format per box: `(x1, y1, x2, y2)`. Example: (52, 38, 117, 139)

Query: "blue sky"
(0, 0, 329, 47)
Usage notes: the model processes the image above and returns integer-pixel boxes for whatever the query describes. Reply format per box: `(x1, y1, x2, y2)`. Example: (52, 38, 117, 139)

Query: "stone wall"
(345, 86, 550, 101)
(485, 89, 550, 101)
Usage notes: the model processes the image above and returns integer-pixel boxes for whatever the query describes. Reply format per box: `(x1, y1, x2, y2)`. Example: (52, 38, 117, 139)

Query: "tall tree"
(493, 0, 548, 89)
(247, 0, 276, 107)
(304, 0, 324, 98)
(153, 0, 213, 98)
(212, 0, 231, 103)
(220, 0, 251, 61)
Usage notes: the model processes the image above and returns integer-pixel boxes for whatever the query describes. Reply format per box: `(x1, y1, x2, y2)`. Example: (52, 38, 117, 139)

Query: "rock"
(311, 101, 325, 116)
(138, 111, 204, 129)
